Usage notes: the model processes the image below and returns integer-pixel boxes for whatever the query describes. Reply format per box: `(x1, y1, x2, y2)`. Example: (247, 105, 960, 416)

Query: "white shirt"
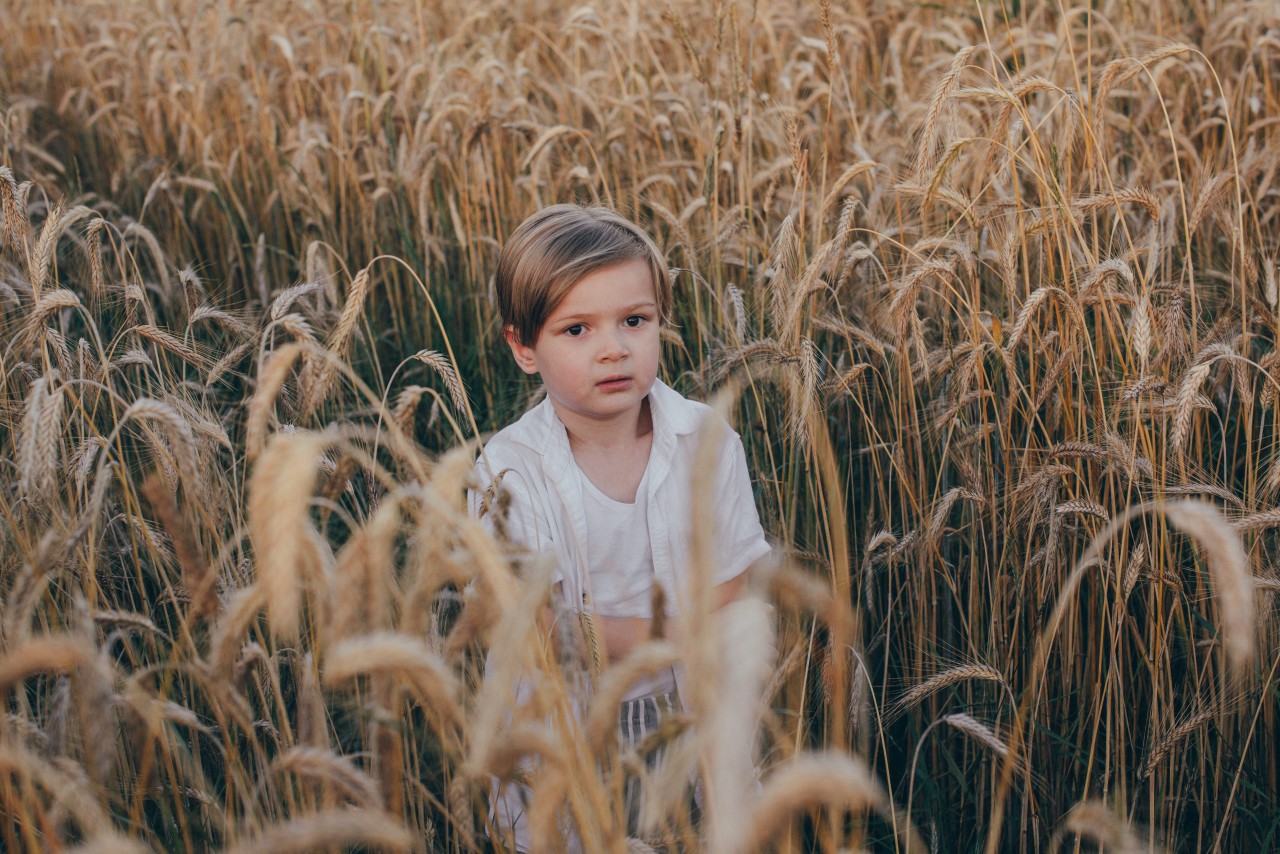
(470, 379, 772, 625)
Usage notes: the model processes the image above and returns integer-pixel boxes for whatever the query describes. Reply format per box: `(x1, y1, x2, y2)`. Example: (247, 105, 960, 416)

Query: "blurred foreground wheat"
(0, 0, 1277, 850)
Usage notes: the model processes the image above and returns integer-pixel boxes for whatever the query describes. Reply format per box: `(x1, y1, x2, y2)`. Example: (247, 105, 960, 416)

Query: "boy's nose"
(598, 330, 628, 360)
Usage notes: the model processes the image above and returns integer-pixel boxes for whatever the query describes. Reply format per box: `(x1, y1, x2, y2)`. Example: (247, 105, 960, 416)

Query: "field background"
(1, 0, 1277, 851)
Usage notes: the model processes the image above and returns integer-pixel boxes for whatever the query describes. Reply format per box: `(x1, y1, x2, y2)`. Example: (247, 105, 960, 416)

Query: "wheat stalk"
(1188, 173, 1234, 236)
(1077, 258, 1134, 301)
(926, 487, 985, 542)
(140, 473, 217, 619)
(28, 202, 63, 299)
(704, 597, 776, 854)
(189, 304, 254, 338)
(1162, 482, 1243, 508)
(1054, 499, 1109, 521)
(122, 220, 172, 294)
(207, 587, 268, 681)
(1005, 286, 1065, 352)
(0, 741, 114, 837)
(1122, 541, 1149, 600)
(21, 287, 82, 352)
(207, 338, 257, 386)
(92, 609, 168, 640)
(330, 498, 399, 641)
(1095, 42, 1195, 110)
(134, 323, 210, 368)
(246, 342, 307, 462)
(1073, 188, 1161, 223)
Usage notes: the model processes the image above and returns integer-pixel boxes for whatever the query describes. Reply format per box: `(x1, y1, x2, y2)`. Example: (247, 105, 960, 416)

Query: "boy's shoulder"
(649, 378, 720, 436)
(479, 395, 556, 462)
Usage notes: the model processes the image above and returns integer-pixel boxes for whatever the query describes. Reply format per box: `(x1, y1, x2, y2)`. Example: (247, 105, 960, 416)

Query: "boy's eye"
(564, 324, 585, 336)
(624, 315, 647, 328)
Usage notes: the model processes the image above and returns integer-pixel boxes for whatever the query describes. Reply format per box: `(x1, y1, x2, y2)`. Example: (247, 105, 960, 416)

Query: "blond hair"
(495, 205, 672, 346)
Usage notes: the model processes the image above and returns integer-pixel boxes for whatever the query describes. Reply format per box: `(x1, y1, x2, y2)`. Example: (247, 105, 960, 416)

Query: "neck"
(556, 397, 653, 452)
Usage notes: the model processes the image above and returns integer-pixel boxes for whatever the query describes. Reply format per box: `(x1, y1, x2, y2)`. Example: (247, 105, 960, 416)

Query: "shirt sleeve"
(711, 432, 772, 587)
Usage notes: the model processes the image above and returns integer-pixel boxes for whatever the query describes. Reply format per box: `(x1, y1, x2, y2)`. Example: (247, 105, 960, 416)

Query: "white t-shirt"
(576, 457, 677, 700)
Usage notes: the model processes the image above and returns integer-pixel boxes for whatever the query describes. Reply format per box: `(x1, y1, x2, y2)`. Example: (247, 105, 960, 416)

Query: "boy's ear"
(504, 326, 539, 375)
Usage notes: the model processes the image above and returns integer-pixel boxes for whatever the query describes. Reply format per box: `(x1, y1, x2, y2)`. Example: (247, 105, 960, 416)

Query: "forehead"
(549, 259, 655, 315)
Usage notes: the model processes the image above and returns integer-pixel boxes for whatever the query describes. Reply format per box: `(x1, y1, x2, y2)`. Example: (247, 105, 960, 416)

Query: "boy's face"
(506, 259, 660, 432)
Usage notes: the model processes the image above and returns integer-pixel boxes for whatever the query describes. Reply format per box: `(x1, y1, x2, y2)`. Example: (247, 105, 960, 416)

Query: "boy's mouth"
(596, 375, 632, 391)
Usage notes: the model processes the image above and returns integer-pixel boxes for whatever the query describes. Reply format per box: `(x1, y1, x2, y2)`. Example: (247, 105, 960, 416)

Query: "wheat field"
(0, 0, 1277, 851)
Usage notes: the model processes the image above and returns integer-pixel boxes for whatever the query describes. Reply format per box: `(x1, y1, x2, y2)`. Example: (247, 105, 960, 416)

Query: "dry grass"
(0, 0, 1278, 850)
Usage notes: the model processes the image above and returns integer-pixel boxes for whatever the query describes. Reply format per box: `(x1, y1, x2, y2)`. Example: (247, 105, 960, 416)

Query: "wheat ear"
(1142, 705, 1219, 780)
(245, 342, 307, 462)
(0, 165, 32, 255)
(892, 663, 1007, 719)
(410, 348, 470, 415)
(271, 747, 383, 808)
(302, 265, 371, 416)
(744, 754, 923, 852)
(248, 431, 326, 643)
(222, 808, 413, 854)
(585, 641, 681, 755)
(1162, 501, 1254, 673)
(323, 632, 460, 724)
(330, 498, 399, 641)
(0, 636, 92, 693)
(1050, 799, 1148, 854)
(17, 371, 64, 503)
(943, 713, 1010, 758)
(1171, 359, 1214, 459)
(916, 46, 978, 177)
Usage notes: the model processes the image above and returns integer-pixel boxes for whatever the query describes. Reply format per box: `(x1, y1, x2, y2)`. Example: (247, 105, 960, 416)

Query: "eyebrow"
(550, 301, 657, 323)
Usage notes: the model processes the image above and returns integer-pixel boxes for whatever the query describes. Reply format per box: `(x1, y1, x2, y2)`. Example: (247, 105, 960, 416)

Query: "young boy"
(471, 204, 771, 849)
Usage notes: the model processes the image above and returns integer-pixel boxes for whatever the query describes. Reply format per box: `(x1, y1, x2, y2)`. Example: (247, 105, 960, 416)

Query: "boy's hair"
(495, 204, 672, 346)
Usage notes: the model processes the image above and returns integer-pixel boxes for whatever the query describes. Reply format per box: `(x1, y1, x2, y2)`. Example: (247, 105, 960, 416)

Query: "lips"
(596, 375, 633, 391)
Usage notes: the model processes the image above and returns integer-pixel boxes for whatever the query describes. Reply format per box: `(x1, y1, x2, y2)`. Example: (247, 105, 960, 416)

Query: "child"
(470, 204, 771, 849)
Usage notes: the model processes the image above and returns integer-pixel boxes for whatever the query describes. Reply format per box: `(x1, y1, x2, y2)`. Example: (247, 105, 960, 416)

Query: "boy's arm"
(596, 571, 747, 663)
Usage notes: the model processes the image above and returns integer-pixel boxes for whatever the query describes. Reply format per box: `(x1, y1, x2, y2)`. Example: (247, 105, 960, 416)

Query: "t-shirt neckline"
(574, 447, 653, 508)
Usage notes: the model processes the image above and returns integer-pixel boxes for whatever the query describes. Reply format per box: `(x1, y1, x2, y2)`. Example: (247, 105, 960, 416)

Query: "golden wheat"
(0, 0, 1276, 849)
